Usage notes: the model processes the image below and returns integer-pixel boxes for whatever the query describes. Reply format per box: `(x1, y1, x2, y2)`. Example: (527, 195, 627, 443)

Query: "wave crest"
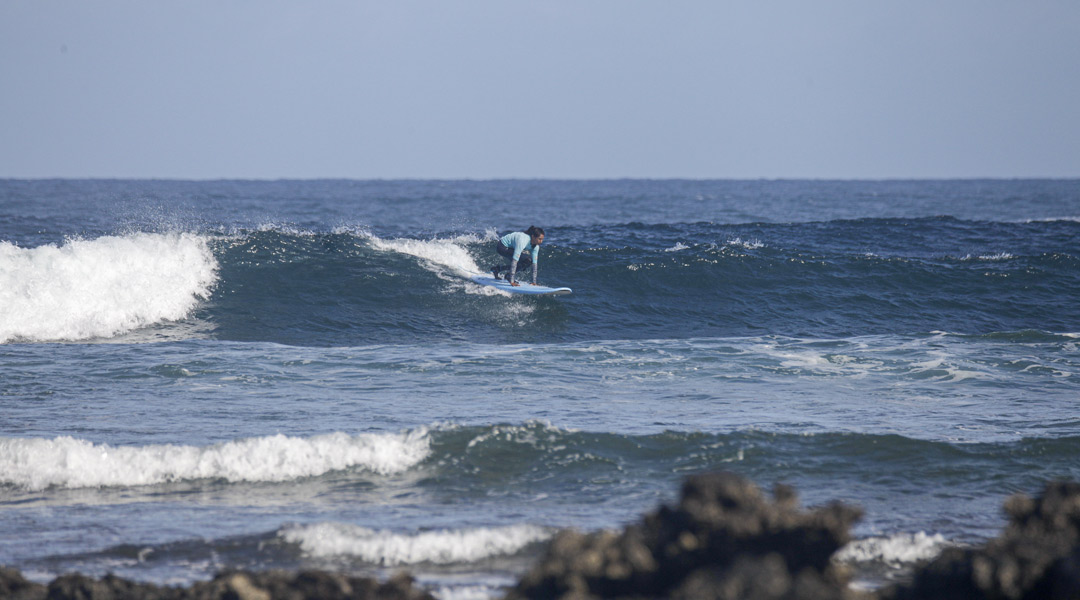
(0, 233, 218, 343)
(0, 430, 430, 491)
(279, 522, 550, 565)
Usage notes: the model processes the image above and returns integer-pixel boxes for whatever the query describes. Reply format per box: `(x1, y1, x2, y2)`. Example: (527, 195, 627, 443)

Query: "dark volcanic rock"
(885, 480, 1080, 600)
(0, 567, 46, 600)
(507, 471, 866, 600)
(187, 570, 435, 600)
(0, 569, 435, 600)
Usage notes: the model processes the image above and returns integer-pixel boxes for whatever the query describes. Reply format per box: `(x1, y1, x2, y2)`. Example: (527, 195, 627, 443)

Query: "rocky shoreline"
(3, 471, 1079, 599)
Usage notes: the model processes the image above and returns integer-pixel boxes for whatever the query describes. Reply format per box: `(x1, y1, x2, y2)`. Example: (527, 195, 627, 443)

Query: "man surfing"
(491, 226, 544, 287)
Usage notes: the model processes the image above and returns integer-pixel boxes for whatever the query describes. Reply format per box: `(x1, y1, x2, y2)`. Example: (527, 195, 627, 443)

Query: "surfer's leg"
(494, 242, 515, 279)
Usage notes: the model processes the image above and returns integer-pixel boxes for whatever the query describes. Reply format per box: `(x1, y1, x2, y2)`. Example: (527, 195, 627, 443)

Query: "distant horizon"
(4, 175, 1080, 183)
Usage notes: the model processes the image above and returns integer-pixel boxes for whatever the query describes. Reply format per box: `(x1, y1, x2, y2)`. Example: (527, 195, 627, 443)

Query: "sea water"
(1, 179, 1079, 596)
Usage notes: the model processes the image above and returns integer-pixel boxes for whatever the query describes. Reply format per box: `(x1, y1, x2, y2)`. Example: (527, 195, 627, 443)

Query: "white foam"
(959, 252, 1014, 261)
(835, 532, 949, 566)
(365, 233, 486, 279)
(0, 430, 430, 491)
(664, 242, 689, 252)
(432, 585, 502, 600)
(752, 343, 879, 377)
(0, 233, 218, 343)
(465, 421, 575, 450)
(940, 369, 990, 382)
(1024, 216, 1080, 223)
(908, 351, 992, 382)
(279, 522, 550, 565)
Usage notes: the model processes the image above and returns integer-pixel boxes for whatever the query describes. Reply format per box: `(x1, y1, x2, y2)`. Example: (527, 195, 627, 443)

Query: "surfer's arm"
(507, 258, 519, 285)
(531, 262, 537, 285)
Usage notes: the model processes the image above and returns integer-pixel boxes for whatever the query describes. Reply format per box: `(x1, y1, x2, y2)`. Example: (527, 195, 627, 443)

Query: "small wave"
(1023, 216, 1080, 223)
(464, 421, 578, 450)
(664, 242, 689, 252)
(835, 532, 950, 566)
(279, 522, 550, 565)
(0, 430, 430, 491)
(0, 233, 218, 343)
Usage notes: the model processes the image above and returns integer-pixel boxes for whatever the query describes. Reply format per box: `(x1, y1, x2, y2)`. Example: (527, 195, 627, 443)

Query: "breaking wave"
(0, 429, 431, 491)
(279, 522, 551, 565)
(0, 233, 217, 343)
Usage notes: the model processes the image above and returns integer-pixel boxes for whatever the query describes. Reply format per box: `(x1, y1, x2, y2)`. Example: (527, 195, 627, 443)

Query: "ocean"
(1, 179, 1078, 597)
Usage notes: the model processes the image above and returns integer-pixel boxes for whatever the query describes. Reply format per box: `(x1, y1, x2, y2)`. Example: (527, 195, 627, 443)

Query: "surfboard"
(469, 274, 572, 296)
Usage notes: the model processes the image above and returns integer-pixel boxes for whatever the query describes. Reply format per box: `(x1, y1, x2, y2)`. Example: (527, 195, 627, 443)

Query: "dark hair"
(525, 226, 545, 238)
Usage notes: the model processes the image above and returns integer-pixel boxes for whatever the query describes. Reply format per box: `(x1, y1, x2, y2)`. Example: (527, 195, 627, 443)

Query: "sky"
(2, 1, 1079, 179)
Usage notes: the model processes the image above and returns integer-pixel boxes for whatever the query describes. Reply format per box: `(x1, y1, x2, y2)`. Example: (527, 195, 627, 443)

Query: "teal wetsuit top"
(501, 231, 539, 284)
(501, 232, 539, 263)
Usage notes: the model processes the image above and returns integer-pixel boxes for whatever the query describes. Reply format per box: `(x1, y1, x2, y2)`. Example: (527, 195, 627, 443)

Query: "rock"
(194, 570, 433, 600)
(221, 573, 271, 600)
(0, 566, 46, 600)
(46, 572, 176, 600)
(0, 568, 435, 600)
(507, 471, 866, 600)
(188, 570, 436, 600)
(885, 480, 1080, 599)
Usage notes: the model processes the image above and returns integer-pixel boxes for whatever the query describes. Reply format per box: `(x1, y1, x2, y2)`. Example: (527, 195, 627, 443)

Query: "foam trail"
(0, 233, 218, 343)
(0, 430, 430, 491)
(279, 522, 551, 565)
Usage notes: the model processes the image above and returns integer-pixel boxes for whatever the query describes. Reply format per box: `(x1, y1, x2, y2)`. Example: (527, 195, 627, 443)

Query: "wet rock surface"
(508, 471, 866, 600)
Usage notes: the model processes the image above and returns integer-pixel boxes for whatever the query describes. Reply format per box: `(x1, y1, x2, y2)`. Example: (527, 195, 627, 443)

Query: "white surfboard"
(469, 274, 572, 296)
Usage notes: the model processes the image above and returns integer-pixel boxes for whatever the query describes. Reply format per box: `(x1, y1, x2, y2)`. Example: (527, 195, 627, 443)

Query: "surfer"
(491, 226, 544, 287)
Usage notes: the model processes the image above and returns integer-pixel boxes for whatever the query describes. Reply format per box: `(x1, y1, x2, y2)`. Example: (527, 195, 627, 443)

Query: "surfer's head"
(526, 226, 545, 246)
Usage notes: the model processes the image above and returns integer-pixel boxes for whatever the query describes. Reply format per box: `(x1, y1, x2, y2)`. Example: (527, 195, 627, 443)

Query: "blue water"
(1, 179, 1079, 596)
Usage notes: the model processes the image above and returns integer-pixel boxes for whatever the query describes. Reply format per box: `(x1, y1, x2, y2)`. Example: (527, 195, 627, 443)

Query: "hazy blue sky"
(2, 1, 1078, 179)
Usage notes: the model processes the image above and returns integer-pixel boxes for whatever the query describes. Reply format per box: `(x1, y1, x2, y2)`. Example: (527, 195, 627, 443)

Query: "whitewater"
(1, 178, 1078, 598)
(0, 233, 217, 343)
